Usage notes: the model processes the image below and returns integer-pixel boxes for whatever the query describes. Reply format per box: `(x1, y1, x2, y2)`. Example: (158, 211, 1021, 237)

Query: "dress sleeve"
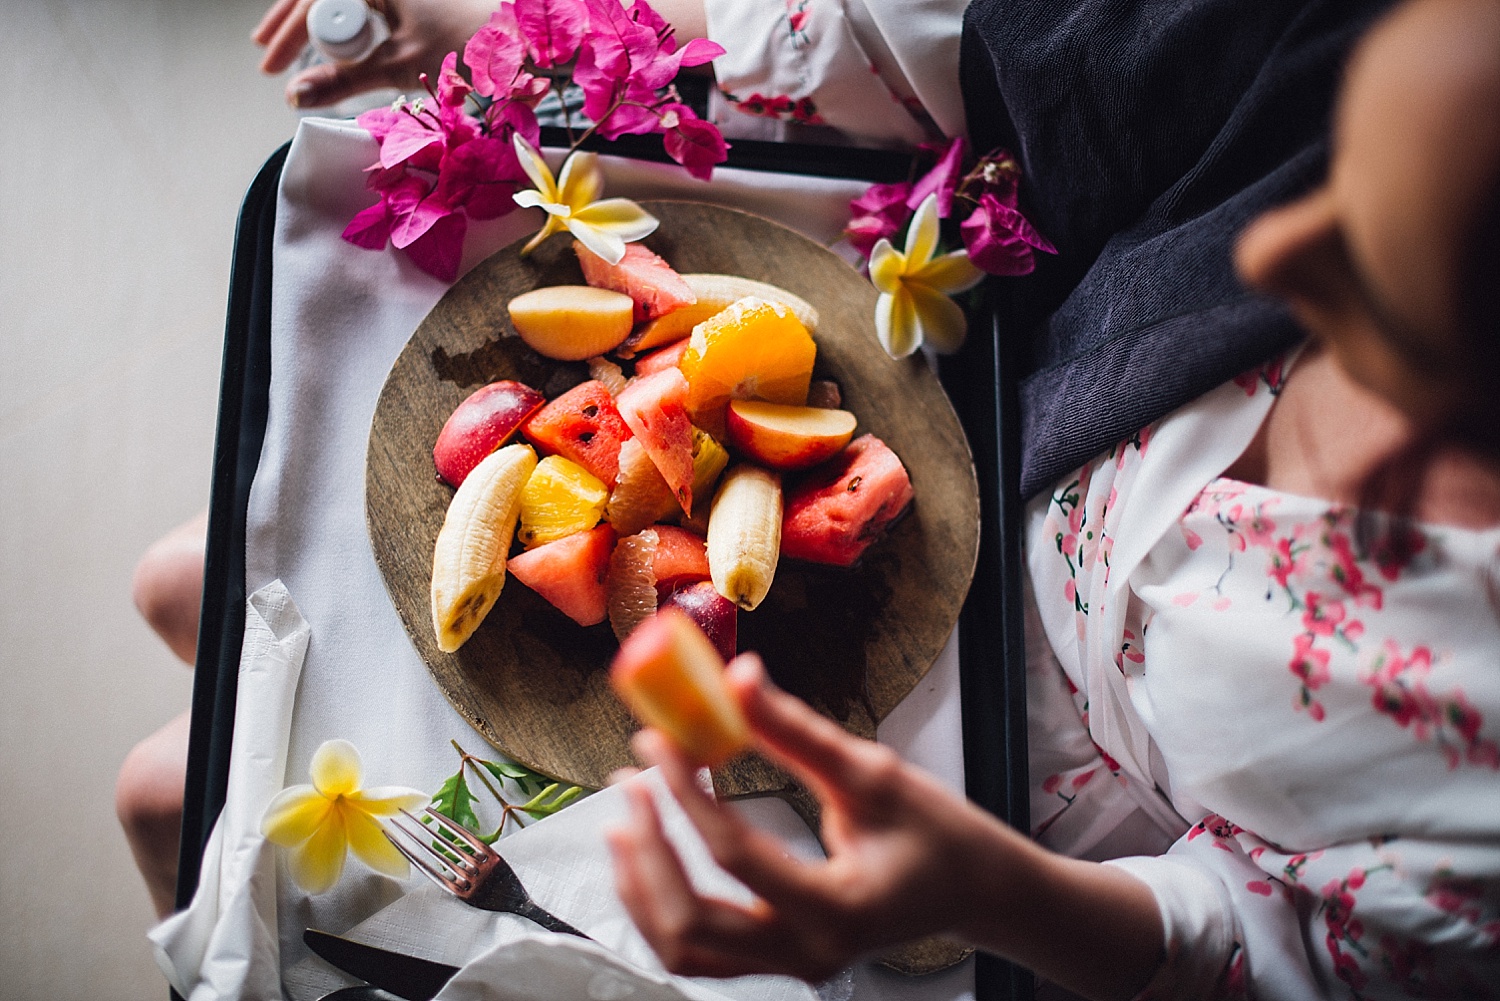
(1107, 819, 1500, 999)
(702, 0, 964, 146)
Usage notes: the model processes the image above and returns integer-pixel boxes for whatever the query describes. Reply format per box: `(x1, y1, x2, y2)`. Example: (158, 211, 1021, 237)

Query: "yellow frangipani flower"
(261, 739, 427, 894)
(512, 136, 659, 264)
(868, 193, 984, 358)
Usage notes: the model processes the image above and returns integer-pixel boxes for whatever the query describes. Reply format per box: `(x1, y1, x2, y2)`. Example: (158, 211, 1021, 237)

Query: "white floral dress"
(701, 0, 968, 146)
(1026, 360, 1500, 999)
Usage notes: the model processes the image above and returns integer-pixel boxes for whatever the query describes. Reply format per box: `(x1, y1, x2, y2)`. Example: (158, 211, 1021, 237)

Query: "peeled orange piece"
(517, 455, 608, 549)
(679, 296, 817, 439)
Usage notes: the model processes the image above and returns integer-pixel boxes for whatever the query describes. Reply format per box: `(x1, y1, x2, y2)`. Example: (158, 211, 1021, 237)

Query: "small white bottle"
(307, 0, 390, 64)
(294, 0, 400, 116)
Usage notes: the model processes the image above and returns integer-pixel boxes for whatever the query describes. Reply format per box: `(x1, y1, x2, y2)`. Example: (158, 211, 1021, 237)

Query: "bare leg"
(119, 509, 208, 917)
(117, 709, 193, 918)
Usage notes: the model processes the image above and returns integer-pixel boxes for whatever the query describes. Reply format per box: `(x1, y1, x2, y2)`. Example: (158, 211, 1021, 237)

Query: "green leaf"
(429, 767, 481, 834)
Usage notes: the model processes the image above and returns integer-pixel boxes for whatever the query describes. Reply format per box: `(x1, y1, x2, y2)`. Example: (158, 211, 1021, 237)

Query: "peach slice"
(507, 285, 635, 361)
(610, 607, 751, 767)
(725, 400, 857, 470)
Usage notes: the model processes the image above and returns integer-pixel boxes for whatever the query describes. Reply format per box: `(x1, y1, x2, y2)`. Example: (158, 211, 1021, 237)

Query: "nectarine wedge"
(725, 400, 857, 470)
(610, 608, 751, 767)
(507, 285, 634, 361)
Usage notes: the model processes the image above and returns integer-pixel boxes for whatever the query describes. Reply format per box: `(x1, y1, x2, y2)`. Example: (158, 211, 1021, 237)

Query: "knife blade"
(304, 929, 460, 1001)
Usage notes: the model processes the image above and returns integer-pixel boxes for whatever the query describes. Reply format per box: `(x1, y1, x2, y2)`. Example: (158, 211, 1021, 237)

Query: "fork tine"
(384, 824, 465, 891)
(418, 807, 490, 855)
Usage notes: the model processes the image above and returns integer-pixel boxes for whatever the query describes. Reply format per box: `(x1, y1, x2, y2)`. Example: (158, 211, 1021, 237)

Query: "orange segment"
(679, 297, 816, 439)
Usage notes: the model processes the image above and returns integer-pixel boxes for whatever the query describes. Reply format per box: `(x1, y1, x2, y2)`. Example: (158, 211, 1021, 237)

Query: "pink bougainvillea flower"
(906, 136, 967, 218)
(844, 180, 914, 258)
(465, 4, 534, 100)
(515, 0, 590, 68)
(658, 103, 728, 180)
(960, 192, 1058, 276)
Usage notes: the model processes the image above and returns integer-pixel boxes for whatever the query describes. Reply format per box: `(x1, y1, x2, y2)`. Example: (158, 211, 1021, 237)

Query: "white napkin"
(149, 581, 311, 1000)
(166, 118, 974, 1001)
(286, 768, 818, 1001)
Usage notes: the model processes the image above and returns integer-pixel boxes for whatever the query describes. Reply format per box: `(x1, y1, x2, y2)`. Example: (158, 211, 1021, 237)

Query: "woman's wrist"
(953, 821, 1165, 1001)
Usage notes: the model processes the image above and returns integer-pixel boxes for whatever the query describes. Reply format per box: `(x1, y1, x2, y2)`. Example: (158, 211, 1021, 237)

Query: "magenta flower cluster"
(343, 0, 727, 282)
(844, 138, 1056, 277)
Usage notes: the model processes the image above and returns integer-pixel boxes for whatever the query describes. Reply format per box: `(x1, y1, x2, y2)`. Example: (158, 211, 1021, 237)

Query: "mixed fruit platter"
(365, 201, 978, 794)
(428, 237, 917, 675)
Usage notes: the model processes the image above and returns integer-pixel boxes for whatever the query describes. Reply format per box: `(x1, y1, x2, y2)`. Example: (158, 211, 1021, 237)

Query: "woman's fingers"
(632, 729, 830, 911)
(253, 0, 305, 46)
(258, 0, 317, 73)
(727, 654, 904, 813)
(285, 54, 396, 109)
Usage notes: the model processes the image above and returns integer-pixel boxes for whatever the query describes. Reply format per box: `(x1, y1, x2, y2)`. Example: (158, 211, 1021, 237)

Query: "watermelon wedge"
(650, 525, 711, 596)
(521, 380, 633, 486)
(780, 435, 914, 566)
(507, 524, 617, 626)
(574, 241, 696, 322)
(615, 368, 696, 515)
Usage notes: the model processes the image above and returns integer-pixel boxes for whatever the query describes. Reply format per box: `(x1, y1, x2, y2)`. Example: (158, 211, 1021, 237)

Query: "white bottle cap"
(307, 0, 387, 63)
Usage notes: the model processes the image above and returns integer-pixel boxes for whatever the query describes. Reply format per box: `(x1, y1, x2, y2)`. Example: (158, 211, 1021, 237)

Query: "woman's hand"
(607, 653, 1018, 980)
(607, 653, 1167, 1000)
(252, 0, 496, 109)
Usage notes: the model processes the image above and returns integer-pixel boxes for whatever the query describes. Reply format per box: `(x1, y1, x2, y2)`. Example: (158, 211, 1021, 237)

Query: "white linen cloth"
(150, 580, 311, 1000)
(1025, 358, 1500, 998)
(155, 117, 975, 1001)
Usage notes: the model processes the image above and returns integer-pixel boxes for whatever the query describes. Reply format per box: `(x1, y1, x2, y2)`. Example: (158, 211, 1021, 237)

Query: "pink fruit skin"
(780, 435, 914, 567)
(507, 524, 617, 626)
(616, 368, 696, 515)
(434, 380, 546, 487)
(659, 581, 737, 661)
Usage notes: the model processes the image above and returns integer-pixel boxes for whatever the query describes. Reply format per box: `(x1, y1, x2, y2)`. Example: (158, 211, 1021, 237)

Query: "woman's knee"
(132, 511, 208, 664)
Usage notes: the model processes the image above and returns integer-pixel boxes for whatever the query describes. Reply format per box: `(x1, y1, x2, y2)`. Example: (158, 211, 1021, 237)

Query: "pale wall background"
(1, 1, 298, 996)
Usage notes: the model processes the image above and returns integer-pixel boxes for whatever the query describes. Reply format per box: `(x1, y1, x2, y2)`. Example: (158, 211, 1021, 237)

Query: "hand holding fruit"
(607, 653, 1168, 999)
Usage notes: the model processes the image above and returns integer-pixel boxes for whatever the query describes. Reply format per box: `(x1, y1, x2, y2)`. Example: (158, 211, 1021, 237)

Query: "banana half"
(431, 443, 538, 653)
(706, 463, 783, 611)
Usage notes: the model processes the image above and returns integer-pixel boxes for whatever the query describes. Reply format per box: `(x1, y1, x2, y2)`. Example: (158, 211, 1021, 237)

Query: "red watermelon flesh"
(780, 435, 913, 567)
(574, 241, 696, 322)
(521, 380, 633, 486)
(616, 368, 696, 515)
(633, 338, 691, 377)
(650, 525, 710, 596)
(507, 524, 617, 626)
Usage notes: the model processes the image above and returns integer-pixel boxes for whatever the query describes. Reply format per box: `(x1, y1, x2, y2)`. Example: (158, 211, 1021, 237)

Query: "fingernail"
(290, 81, 316, 108)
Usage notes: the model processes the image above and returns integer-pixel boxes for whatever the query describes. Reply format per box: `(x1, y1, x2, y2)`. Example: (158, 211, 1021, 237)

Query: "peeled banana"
(431, 443, 538, 653)
(706, 464, 782, 610)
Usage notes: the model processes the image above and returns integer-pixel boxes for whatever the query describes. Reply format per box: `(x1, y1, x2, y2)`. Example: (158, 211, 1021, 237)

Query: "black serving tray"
(177, 134, 1030, 1001)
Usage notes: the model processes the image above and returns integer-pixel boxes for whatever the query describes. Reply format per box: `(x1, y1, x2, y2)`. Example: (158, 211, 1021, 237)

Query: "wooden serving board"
(367, 200, 979, 806)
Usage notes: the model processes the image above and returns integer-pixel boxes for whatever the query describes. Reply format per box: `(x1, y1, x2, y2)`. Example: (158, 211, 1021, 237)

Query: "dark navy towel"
(959, 0, 1396, 498)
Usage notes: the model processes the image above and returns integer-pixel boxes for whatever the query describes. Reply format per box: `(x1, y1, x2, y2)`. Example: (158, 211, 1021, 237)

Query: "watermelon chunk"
(507, 524, 617, 626)
(780, 435, 914, 566)
(574, 241, 696, 322)
(633, 338, 691, 377)
(521, 380, 633, 486)
(615, 368, 696, 515)
(651, 525, 711, 596)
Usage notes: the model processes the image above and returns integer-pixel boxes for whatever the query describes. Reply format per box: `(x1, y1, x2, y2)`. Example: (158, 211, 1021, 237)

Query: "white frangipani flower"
(261, 739, 427, 894)
(868, 193, 984, 358)
(512, 136, 658, 264)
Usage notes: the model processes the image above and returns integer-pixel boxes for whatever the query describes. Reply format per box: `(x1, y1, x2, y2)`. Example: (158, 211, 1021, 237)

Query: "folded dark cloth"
(959, 0, 1395, 497)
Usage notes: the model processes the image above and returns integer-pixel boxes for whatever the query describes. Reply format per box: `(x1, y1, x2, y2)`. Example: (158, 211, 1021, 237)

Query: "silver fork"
(386, 807, 592, 940)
